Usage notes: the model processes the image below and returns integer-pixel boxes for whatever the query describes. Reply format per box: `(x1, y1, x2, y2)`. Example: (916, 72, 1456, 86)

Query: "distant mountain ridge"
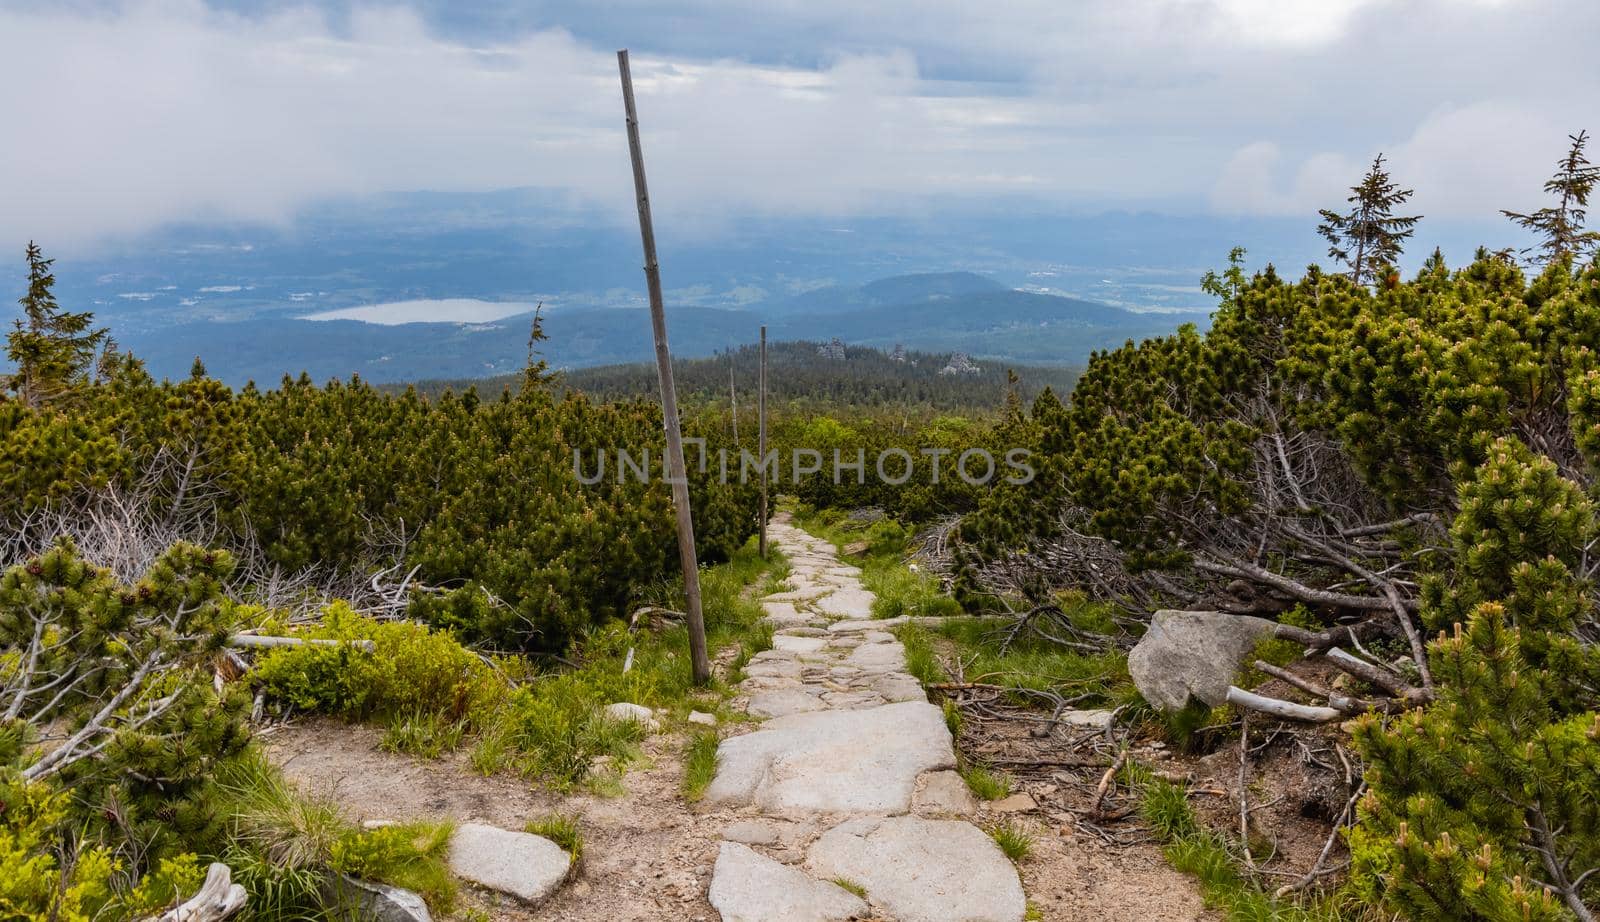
(115, 272, 1210, 386)
(768, 271, 1006, 315)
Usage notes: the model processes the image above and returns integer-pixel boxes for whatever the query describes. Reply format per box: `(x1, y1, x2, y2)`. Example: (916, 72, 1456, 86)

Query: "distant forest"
(397, 341, 1084, 414)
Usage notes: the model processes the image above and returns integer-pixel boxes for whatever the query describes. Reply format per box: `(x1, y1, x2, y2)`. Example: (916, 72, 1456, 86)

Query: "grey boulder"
(1127, 609, 1277, 711)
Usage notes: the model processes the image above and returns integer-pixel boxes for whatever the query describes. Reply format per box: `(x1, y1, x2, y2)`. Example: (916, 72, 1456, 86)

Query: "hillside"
(403, 341, 1082, 412)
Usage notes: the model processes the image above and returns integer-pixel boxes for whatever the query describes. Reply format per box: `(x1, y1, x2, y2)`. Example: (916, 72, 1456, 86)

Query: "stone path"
(705, 515, 1026, 922)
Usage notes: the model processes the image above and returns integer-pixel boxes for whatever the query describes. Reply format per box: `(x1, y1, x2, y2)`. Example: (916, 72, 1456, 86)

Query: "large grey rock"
(709, 843, 868, 922)
(705, 701, 955, 813)
(448, 823, 570, 905)
(1128, 609, 1277, 711)
(322, 875, 432, 922)
(806, 816, 1025, 922)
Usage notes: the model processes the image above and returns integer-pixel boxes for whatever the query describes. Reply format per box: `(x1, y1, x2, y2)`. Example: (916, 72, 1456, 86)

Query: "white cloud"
(0, 0, 1591, 247)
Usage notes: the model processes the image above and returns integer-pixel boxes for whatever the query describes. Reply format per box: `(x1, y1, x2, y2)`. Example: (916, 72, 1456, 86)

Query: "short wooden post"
(758, 325, 768, 558)
(616, 49, 711, 685)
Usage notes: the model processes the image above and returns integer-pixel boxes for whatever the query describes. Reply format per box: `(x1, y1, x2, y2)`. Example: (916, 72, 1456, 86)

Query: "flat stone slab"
(748, 687, 829, 718)
(873, 673, 928, 703)
(828, 617, 908, 633)
(765, 588, 833, 603)
(912, 770, 978, 815)
(705, 701, 955, 813)
(709, 843, 867, 922)
(805, 816, 1025, 922)
(448, 823, 570, 905)
(772, 635, 829, 655)
(845, 641, 905, 672)
(815, 588, 876, 619)
(722, 820, 782, 846)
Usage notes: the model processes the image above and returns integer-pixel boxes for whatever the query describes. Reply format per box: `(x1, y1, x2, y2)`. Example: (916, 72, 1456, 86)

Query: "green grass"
(942, 699, 964, 738)
(682, 729, 720, 801)
(525, 813, 584, 862)
(866, 561, 963, 619)
(897, 624, 947, 685)
(961, 764, 1014, 801)
(830, 878, 869, 899)
(380, 710, 466, 759)
(260, 537, 786, 792)
(988, 820, 1034, 862)
(1139, 776, 1363, 922)
(218, 750, 458, 916)
(928, 616, 1131, 708)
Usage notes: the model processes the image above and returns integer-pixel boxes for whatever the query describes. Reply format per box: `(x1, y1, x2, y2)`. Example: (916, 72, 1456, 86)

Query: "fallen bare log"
(1321, 648, 1429, 703)
(1225, 686, 1344, 723)
(143, 862, 246, 922)
(226, 634, 376, 653)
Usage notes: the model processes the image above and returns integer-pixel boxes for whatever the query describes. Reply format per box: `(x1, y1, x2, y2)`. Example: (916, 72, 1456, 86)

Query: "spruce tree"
(4, 243, 107, 407)
(1502, 131, 1600, 264)
(1318, 155, 1422, 286)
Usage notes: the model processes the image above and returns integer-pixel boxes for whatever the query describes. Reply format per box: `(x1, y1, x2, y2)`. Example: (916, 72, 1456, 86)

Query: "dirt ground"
(267, 708, 1221, 922)
(267, 719, 730, 921)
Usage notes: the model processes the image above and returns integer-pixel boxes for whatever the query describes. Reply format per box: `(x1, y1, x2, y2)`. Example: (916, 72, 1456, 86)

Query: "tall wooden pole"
(758, 325, 768, 558)
(729, 350, 739, 447)
(617, 49, 710, 685)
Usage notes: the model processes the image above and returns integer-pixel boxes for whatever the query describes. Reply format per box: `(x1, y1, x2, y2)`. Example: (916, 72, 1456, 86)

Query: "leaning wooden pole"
(617, 49, 711, 685)
(758, 325, 768, 558)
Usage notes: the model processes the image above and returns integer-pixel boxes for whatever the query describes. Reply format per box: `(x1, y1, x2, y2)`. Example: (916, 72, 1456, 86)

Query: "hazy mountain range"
(5, 189, 1510, 386)
(123, 271, 1207, 386)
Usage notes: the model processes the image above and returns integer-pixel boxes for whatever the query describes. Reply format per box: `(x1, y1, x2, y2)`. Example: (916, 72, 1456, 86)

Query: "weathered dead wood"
(1225, 685, 1344, 723)
(143, 862, 247, 922)
(225, 634, 376, 653)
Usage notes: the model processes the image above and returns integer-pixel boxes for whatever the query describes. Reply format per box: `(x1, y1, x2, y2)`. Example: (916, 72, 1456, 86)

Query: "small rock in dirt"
(990, 793, 1038, 813)
(689, 710, 718, 726)
(448, 823, 571, 906)
(1126, 609, 1277, 711)
(912, 770, 977, 815)
(361, 819, 397, 830)
(806, 816, 1025, 922)
(1059, 708, 1116, 729)
(604, 702, 661, 733)
(322, 875, 432, 922)
(709, 842, 868, 922)
(841, 540, 869, 556)
(722, 820, 782, 846)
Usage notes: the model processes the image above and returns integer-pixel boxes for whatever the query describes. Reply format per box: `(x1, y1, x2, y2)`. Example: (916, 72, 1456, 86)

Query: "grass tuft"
(988, 820, 1034, 862)
(896, 624, 947, 685)
(380, 710, 466, 759)
(960, 763, 1013, 800)
(525, 813, 584, 863)
(830, 877, 869, 899)
(682, 730, 720, 801)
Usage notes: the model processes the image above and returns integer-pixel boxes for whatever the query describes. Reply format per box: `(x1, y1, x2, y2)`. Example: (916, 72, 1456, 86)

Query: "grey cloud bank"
(0, 0, 1593, 246)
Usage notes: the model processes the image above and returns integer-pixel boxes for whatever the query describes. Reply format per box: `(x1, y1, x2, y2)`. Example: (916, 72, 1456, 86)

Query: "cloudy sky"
(0, 0, 1593, 248)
